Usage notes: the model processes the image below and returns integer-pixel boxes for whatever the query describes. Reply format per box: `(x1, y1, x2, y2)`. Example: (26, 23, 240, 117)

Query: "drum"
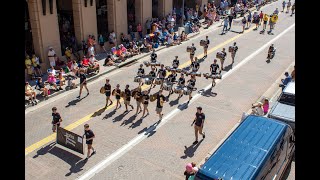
(203, 73, 210, 79)
(143, 61, 150, 67)
(192, 67, 198, 72)
(165, 66, 171, 71)
(174, 86, 183, 94)
(150, 93, 158, 102)
(228, 46, 234, 53)
(190, 72, 201, 77)
(182, 69, 189, 76)
(134, 76, 142, 83)
(216, 52, 224, 59)
(144, 77, 153, 85)
(213, 74, 222, 79)
(186, 46, 192, 52)
(154, 78, 162, 85)
(120, 91, 125, 98)
(112, 89, 116, 96)
(183, 88, 191, 95)
(200, 40, 207, 46)
(163, 83, 173, 91)
(187, 84, 194, 90)
(100, 87, 106, 94)
(176, 68, 182, 73)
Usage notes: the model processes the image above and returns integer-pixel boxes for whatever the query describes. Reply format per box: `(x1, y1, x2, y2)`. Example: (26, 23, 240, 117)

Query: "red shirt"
(137, 25, 142, 32)
(259, 13, 263, 19)
(82, 58, 89, 66)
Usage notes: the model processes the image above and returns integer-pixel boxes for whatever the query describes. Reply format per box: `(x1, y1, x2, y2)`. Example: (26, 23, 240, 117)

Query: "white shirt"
(88, 46, 94, 56)
(48, 50, 55, 62)
(89, 57, 96, 64)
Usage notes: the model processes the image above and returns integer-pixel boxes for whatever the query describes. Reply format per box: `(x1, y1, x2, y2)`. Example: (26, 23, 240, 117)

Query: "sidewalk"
(25, 19, 222, 109)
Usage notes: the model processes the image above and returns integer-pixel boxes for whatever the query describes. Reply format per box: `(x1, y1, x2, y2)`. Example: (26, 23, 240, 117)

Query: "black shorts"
(81, 82, 87, 86)
(105, 91, 111, 97)
(99, 43, 104, 46)
(116, 96, 120, 100)
(264, 21, 267, 24)
(86, 140, 93, 145)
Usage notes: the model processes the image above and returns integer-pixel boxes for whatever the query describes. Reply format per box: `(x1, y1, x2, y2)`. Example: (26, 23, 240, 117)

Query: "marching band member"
(157, 64, 167, 89)
(178, 73, 186, 98)
(190, 57, 200, 72)
(134, 86, 143, 116)
(124, 84, 134, 112)
(141, 90, 150, 118)
(267, 44, 276, 60)
(189, 43, 196, 62)
(104, 79, 113, 108)
(187, 75, 197, 101)
(148, 66, 157, 89)
(172, 56, 180, 69)
(210, 59, 220, 87)
(167, 70, 178, 95)
(203, 36, 210, 58)
(114, 84, 122, 110)
(137, 64, 145, 86)
(218, 48, 227, 70)
(150, 49, 158, 69)
(230, 42, 238, 63)
(156, 90, 166, 120)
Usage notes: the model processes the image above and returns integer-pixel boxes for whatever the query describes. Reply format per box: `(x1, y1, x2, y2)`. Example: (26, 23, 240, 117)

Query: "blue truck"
(194, 115, 295, 180)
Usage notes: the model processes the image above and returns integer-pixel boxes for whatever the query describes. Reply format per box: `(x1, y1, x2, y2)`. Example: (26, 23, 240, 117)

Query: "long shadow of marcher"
(129, 118, 143, 129)
(222, 63, 233, 72)
(102, 109, 117, 120)
(169, 96, 180, 107)
(197, 57, 206, 63)
(180, 139, 204, 159)
(33, 142, 56, 158)
(113, 110, 130, 123)
(266, 59, 271, 63)
(178, 102, 189, 111)
(91, 107, 106, 117)
(137, 120, 161, 137)
(65, 95, 88, 108)
(200, 88, 218, 98)
(65, 158, 88, 176)
(121, 114, 137, 126)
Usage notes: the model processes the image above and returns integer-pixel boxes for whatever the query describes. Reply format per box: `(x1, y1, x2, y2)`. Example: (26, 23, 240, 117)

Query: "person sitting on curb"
(251, 102, 264, 116)
(279, 72, 292, 90)
(25, 82, 38, 105)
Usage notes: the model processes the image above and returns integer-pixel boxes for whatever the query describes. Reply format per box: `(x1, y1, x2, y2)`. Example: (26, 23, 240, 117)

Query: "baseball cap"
(197, 106, 202, 110)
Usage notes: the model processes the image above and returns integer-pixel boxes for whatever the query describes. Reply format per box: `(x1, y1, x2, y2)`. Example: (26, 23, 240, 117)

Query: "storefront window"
(152, 0, 159, 18)
(127, 0, 136, 29)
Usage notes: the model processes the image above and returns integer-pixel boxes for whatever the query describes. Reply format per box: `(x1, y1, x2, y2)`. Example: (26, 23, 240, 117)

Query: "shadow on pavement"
(91, 107, 106, 117)
(102, 109, 117, 120)
(199, 88, 218, 97)
(65, 95, 89, 108)
(223, 63, 234, 72)
(178, 102, 189, 111)
(168, 96, 180, 107)
(65, 158, 88, 177)
(137, 120, 161, 138)
(113, 110, 130, 123)
(180, 139, 204, 159)
(129, 118, 143, 129)
(266, 59, 271, 63)
(121, 114, 137, 127)
(33, 142, 56, 158)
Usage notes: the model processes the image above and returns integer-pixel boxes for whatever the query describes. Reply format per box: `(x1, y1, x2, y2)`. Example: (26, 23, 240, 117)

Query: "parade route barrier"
(57, 127, 84, 155)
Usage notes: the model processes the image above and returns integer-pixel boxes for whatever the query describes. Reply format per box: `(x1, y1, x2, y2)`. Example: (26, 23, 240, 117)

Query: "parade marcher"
(268, 13, 278, 34)
(190, 58, 200, 72)
(274, 8, 279, 15)
(177, 73, 186, 98)
(124, 84, 134, 112)
(259, 11, 264, 25)
(230, 42, 238, 63)
(167, 70, 177, 95)
(172, 56, 180, 69)
(282, 1, 286, 12)
(137, 64, 145, 86)
(104, 79, 113, 108)
(83, 124, 96, 159)
(247, 10, 252, 28)
(148, 66, 157, 89)
(114, 84, 122, 110)
(189, 43, 196, 62)
(192, 107, 205, 145)
(218, 48, 227, 70)
(291, 3, 295, 16)
(210, 59, 220, 87)
(141, 90, 150, 118)
(267, 44, 276, 60)
(51, 107, 62, 133)
(134, 86, 143, 116)
(286, 0, 291, 13)
(156, 90, 166, 120)
(262, 14, 269, 31)
(150, 49, 158, 69)
(157, 64, 167, 89)
(187, 75, 196, 101)
(203, 36, 210, 58)
(77, 69, 89, 99)
(253, 11, 260, 30)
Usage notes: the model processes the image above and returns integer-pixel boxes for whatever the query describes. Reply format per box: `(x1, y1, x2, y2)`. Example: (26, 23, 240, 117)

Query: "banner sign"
(232, 19, 243, 26)
(57, 127, 84, 154)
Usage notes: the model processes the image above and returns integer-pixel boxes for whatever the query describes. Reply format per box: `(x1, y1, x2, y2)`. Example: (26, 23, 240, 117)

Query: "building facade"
(25, 0, 208, 70)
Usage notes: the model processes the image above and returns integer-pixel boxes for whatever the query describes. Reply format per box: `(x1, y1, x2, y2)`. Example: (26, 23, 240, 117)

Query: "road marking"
(25, 9, 291, 156)
(76, 23, 295, 180)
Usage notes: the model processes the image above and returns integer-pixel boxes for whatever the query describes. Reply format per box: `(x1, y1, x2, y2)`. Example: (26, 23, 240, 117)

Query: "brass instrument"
(112, 89, 116, 96)
(120, 91, 125, 98)
(100, 86, 106, 94)
(150, 92, 158, 102)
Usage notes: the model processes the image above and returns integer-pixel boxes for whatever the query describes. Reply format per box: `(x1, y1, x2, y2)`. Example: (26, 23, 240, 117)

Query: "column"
(135, 0, 152, 35)
(107, 0, 128, 44)
(28, 0, 61, 70)
(72, 0, 98, 43)
(158, 0, 173, 18)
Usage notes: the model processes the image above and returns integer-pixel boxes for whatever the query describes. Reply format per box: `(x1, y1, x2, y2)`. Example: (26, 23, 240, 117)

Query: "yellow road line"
(25, 24, 258, 156)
